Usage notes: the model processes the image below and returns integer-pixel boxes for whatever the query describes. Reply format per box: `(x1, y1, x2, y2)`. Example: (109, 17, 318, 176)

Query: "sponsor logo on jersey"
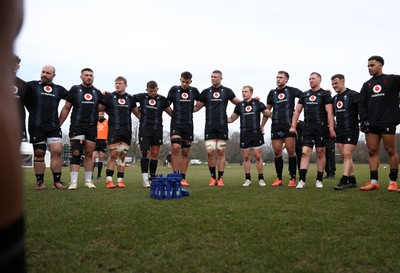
(11, 86, 18, 94)
(149, 99, 156, 106)
(373, 85, 382, 93)
(245, 106, 252, 112)
(278, 93, 285, 100)
(118, 99, 126, 105)
(213, 92, 220, 99)
(98, 125, 104, 130)
(181, 93, 189, 99)
(336, 101, 343, 109)
(309, 95, 316, 102)
(43, 86, 52, 93)
(84, 93, 93, 100)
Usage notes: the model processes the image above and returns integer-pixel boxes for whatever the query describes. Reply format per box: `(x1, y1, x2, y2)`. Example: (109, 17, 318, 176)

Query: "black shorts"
(170, 123, 194, 142)
(108, 129, 132, 146)
(302, 123, 328, 148)
(240, 131, 264, 149)
(368, 125, 397, 135)
(29, 126, 62, 144)
(139, 127, 163, 151)
(69, 124, 97, 142)
(95, 139, 107, 153)
(271, 123, 296, 140)
(205, 124, 229, 141)
(335, 128, 359, 145)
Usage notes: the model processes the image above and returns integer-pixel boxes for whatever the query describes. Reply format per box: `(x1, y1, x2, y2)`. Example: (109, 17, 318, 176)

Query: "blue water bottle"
(155, 175, 164, 200)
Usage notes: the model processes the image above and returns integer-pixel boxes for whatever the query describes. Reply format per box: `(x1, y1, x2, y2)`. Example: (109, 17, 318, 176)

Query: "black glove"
(359, 121, 370, 133)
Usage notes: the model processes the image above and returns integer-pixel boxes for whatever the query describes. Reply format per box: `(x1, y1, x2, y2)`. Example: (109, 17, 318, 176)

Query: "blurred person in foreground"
(0, 0, 26, 272)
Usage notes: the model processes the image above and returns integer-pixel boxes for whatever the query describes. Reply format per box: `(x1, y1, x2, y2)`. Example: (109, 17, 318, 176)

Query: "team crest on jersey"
(149, 99, 156, 106)
(245, 106, 252, 112)
(43, 86, 52, 93)
(98, 125, 104, 130)
(11, 86, 18, 94)
(84, 94, 93, 100)
(309, 95, 317, 102)
(213, 92, 220, 99)
(336, 101, 343, 109)
(181, 93, 189, 99)
(278, 93, 285, 100)
(118, 99, 126, 105)
(373, 85, 382, 93)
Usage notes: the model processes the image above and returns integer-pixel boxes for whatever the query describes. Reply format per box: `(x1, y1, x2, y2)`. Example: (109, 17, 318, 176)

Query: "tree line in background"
(62, 120, 400, 165)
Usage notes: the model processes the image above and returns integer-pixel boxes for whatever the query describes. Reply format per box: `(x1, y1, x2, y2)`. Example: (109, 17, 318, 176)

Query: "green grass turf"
(23, 164, 400, 273)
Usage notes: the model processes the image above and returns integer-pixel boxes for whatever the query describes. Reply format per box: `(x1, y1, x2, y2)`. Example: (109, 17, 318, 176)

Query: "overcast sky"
(15, 0, 400, 136)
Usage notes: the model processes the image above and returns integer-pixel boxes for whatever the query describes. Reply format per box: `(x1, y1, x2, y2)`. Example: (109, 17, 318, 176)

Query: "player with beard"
(262, 71, 302, 187)
(134, 80, 172, 188)
(167, 71, 200, 186)
(92, 111, 108, 179)
(59, 68, 103, 190)
(358, 56, 400, 192)
(25, 65, 68, 190)
(290, 72, 336, 189)
(331, 74, 360, 190)
(194, 70, 241, 187)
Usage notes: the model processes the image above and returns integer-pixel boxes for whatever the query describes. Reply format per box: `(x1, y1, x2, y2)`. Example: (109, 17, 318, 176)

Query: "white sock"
(142, 173, 149, 181)
(371, 179, 378, 184)
(70, 171, 78, 182)
(85, 171, 93, 181)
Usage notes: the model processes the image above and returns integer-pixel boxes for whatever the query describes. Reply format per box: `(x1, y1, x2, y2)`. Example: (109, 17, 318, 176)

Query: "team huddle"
(14, 55, 400, 192)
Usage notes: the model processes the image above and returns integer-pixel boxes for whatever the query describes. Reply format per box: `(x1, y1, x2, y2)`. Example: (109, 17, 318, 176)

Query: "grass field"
(23, 164, 400, 273)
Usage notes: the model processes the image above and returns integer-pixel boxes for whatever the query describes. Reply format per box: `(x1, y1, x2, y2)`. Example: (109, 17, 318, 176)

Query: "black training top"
(25, 80, 68, 128)
(359, 74, 400, 126)
(298, 88, 332, 125)
(333, 88, 360, 130)
(13, 76, 28, 132)
(233, 99, 267, 133)
(100, 91, 136, 131)
(198, 85, 236, 127)
(167, 85, 200, 125)
(267, 86, 302, 125)
(133, 93, 170, 129)
(67, 84, 103, 126)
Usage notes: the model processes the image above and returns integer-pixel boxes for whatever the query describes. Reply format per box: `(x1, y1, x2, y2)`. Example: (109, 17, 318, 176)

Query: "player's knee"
(71, 140, 84, 157)
(33, 144, 46, 160)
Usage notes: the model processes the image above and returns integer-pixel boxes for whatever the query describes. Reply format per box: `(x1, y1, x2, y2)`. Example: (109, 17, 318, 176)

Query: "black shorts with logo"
(29, 125, 62, 144)
(108, 129, 132, 146)
(368, 124, 397, 135)
(335, 127, 359, 145)
(302, 123, 328, 148)
(170, 123, 194, 142)
(204, 124, 229, 141)
(69, 124, 97, 142)
(139, 127, 163, 151)
(271, 123, 296, 140)
(240, 131, 264, 149)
